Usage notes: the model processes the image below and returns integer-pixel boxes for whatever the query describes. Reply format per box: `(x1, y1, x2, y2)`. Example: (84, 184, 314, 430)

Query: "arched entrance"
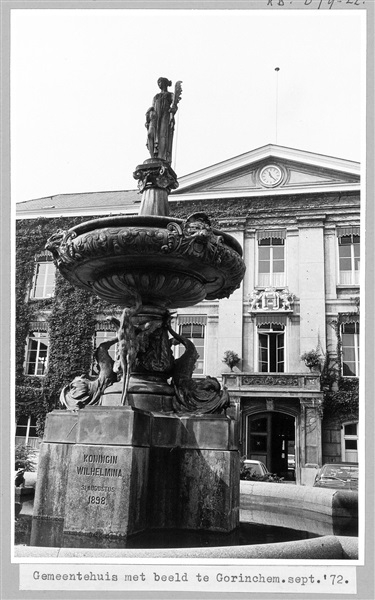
(246, 411, 296, 480)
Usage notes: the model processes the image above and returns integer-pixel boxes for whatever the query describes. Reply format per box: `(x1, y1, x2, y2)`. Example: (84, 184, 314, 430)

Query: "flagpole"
(275, 67, 280, 145)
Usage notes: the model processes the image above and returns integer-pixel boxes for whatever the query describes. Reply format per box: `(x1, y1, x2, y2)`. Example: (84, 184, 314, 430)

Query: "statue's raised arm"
(145, 77, 182, 164)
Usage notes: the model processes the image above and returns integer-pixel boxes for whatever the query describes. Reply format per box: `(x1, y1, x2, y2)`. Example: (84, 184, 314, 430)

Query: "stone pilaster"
(299, 397, 323, 486)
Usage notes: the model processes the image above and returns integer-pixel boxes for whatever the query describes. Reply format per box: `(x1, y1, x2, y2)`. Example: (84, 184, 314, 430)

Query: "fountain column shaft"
(139, 187, 169, 216)
(133, 159, 179, 217)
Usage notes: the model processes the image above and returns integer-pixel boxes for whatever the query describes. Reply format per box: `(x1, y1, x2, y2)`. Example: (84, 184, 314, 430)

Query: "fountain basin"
(46, 215, 246, 307)
(14, 535, 358, 560)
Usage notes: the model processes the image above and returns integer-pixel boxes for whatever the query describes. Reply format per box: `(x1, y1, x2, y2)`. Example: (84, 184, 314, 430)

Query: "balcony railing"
(222, 372, 321, 392)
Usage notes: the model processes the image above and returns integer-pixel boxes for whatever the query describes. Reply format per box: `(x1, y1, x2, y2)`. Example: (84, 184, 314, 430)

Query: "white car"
(242, 459, 270, 478)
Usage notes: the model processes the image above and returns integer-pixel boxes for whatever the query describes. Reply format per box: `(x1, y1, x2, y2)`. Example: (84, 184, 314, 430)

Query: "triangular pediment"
(173, 145, 360, 197)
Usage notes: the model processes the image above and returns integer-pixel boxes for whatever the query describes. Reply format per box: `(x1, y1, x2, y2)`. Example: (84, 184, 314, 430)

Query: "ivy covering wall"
(16, 216, 110, 434)
(321, 315, 360, 425)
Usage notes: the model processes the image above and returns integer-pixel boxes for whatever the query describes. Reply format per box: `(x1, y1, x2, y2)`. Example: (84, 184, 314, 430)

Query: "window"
(342, 321, 360, 377)
(341, 421, 358, 462)
(15, 415, 38, 446)
(338, 232, 360, 285)
(25, 329, 49, 375)
(30, 261, 56, 298)
(258, 324, 285, 373)
(258, 235, 285, 287)
(177, 321, 205, 375)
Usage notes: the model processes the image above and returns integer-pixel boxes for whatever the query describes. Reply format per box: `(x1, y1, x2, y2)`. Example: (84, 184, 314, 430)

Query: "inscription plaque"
(63, 444, 149, 536)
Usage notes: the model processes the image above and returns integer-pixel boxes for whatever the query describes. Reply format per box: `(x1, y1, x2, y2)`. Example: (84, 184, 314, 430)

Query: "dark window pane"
(339, 235, 352, 245)
(271, 238, 284, 246)
(250, 435, 267, 452)
(343, 362, 356, 376)
(192, 324, 203, 338)
(344, 423, 357, 436)
(345, 440, 357, 450)
(251, 417, 267, 433)
(180, 324, 192, 337)
(343, 323, 356, 335)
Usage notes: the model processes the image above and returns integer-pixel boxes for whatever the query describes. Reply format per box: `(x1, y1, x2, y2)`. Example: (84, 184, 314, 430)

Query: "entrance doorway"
(247, 412, 296, 480)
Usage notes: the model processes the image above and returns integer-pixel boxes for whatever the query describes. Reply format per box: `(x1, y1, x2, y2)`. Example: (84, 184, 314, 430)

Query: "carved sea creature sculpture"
(59, 337, 118, 410)
(116, 289, 144, 406)
(167, 323, 230, 415)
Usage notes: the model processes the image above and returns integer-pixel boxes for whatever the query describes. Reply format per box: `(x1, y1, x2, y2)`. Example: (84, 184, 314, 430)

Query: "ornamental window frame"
(256, 230, 286, 288)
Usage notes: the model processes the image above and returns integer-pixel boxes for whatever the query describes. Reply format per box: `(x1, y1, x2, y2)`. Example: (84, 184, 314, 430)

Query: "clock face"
(259, 165, 283, 187)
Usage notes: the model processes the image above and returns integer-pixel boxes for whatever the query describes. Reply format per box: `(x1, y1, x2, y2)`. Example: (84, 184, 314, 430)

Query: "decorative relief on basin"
(46, 213, 246, 308)
(91, 271, 206, 308)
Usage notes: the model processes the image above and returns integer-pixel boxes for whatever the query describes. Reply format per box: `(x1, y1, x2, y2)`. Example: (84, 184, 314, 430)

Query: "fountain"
(32, 78, 246, 542)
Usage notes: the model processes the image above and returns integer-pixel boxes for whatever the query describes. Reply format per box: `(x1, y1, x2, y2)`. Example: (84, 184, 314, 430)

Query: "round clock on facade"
(259, 165, 283, 187)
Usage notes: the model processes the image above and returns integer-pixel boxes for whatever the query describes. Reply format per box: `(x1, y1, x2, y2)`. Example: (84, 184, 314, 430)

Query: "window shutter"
(178, 316, 207, 325)
(95, 321, 118, 331)
(257, 229, 286, 241)
(256, 314, 288, 326)
(29, 321, 48, 332)
(337, 226, 360, 238)
(340, 314, 359, 324)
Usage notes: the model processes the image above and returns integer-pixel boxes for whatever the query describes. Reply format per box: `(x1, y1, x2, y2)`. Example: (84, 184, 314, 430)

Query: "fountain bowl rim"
(66, 214, 243, 257)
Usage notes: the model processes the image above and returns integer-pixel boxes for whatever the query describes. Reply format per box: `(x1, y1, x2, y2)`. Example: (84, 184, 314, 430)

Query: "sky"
(11, 8, 365, 205)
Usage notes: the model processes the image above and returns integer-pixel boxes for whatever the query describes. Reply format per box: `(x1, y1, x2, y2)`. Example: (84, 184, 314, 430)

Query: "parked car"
(313, 463, 358, 491)
(243, 459, 270, 478)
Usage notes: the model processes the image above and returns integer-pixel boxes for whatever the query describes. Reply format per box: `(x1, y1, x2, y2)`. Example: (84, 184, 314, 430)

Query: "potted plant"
(300, 349, 322, 372)
(222, 350, 241, 372)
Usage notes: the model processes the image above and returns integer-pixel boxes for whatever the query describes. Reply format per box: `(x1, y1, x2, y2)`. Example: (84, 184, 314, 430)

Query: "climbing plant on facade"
(15, 216, 111, 435)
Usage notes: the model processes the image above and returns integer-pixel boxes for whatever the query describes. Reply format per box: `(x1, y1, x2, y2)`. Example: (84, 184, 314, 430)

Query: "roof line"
(16, 188, 138, 206)
(176, 144, 360, 190)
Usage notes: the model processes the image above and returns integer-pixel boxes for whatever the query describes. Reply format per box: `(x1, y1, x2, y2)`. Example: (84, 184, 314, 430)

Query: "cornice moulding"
(171, 183, 360, 202)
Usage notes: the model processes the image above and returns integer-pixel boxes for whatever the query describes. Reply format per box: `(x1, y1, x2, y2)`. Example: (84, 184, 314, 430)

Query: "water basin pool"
(15, 494, 357, 551)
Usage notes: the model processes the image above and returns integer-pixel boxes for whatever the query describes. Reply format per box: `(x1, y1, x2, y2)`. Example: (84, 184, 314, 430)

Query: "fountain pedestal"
(33, 407, 239, 538)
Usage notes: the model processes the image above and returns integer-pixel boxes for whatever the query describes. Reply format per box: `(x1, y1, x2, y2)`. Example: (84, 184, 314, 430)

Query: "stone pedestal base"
(101, 379, 175, 412)
(33, 407, 239, 539)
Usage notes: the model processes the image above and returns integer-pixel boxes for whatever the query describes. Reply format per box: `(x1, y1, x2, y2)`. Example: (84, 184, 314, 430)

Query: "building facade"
(15, 145, 360, 485)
